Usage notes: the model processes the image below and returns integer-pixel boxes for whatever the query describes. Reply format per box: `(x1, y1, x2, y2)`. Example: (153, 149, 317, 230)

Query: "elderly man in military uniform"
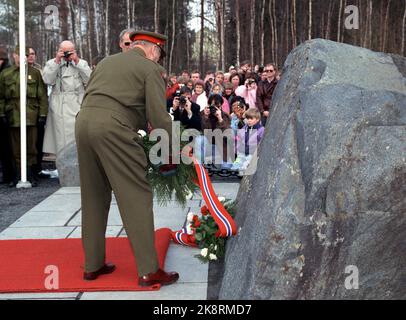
(0, 46, 48, 187)
(42, 41, 91, 160)
(75, 31, 179, 286)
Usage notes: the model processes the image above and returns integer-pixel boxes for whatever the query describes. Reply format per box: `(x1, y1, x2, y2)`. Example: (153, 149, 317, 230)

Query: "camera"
(209, 105, 218, 116)
(174, 90, 181, 98)
(64, 51, 73, 59)
(179, 96, 187, 105)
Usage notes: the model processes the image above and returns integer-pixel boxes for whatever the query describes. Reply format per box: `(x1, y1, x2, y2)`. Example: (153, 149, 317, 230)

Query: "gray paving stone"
(211, 183, 240, 200)
(54, 187, 81, 195)
(0, 227, 76, 240)
(9, 210, 78, 228)
(68, 205, 123, 226)
(153, 199, 202, 208)
(164, 245, 208, 283)
(79, 283, 207, 300)
(28, 194, 81, 213)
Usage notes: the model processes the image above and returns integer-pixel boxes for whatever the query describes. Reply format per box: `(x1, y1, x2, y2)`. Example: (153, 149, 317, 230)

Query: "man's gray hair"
(119, 28, 136, 42)
(131, 40, 154, 49)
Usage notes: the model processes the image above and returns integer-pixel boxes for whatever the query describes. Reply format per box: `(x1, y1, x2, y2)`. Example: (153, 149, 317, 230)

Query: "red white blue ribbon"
(171, 160, 237, 246)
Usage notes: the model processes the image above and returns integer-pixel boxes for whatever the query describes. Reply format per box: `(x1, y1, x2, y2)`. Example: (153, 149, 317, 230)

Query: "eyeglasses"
(264, 69, 275, 73)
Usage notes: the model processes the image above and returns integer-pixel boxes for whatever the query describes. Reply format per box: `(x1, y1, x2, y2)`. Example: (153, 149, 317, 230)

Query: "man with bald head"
(42, 41, 91, 160)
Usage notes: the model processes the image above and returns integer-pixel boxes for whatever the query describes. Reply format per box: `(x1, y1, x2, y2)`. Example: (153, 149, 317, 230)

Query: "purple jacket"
(236, 122, 265, 155)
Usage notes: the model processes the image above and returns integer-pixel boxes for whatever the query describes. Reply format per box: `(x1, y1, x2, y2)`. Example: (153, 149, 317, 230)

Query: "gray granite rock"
(219, 39, 406, 300)
(55, 142, 80, 187)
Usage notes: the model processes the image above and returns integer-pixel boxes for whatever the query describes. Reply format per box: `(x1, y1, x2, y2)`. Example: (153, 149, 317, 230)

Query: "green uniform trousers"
(75, 107, 159, 276)
(9, 126, 38, 167)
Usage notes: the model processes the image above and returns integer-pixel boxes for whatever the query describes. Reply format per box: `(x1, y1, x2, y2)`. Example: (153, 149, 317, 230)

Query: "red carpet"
(0, 228, 172, 293)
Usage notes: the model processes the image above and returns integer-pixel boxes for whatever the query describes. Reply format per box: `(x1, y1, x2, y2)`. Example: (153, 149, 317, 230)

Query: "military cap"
(129, 30, 168, 59)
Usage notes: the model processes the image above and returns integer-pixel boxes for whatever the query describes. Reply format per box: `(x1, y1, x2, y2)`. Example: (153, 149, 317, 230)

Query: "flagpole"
(17, 0, 31, 189)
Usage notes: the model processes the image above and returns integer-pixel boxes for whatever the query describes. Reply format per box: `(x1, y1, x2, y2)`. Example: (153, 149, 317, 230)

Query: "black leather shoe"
(138, 268, 179, 287)
(83, 263, 116, 281)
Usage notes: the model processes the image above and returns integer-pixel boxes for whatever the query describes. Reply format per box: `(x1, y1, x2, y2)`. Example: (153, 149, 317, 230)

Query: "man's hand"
(263, 111, 270, 118)
(70, 52, 80, 65)
(55, 50, 65, 64)
(172, 97, 180, 111)
(184, 98, 193, 117)
(215, 107, 223, 122)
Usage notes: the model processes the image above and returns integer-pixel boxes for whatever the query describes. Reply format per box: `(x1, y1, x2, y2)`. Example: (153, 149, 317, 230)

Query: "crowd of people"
(0, 27, 280, 186)
(165, 60, 280, 172)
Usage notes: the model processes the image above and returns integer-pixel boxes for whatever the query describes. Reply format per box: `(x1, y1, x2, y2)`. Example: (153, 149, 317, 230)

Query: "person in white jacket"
(42, 41, 92, 159)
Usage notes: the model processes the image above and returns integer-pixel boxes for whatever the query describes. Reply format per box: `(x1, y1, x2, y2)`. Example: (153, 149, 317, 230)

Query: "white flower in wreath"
(201, 248, 209, 258)
(137, 130, 147, 138)
(186, 224, 193, 235)
(187, 212, 195, 223)
(209, 254, 218, 261)
(218, 196, 226, 203)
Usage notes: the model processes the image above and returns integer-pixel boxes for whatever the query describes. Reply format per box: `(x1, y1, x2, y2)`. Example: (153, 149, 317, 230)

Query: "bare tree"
(402, 0, 406, 56)
(86, 0, 94, 62)
(291, 0, 297, 48)
(93, 0, 101, 56)
(199, 0, 205, 72)
(308, 0, 312, 40)
(382, 0, 392, 52)
(169, 0, 176, 74)
(154, 0, 160, 33)
(337, 0, 343, 42)
(250, 0, 255, 67)
(214, 0, 225, 70)
(326, 0, 333, 39)
(235, 0, 241, 67)
(126, 0, 131, 29)
(269, 0, 278, 65)
(260, 0, 266, 65)
(105, 0, 110, 56)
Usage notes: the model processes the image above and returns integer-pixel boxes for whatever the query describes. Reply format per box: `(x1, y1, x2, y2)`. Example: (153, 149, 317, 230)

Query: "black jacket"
(172, 102, 202, 132)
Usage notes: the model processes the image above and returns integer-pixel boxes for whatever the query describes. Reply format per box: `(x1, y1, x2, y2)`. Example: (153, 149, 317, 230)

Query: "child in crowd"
(230, 96, 248, 134)
(232, 108, 264, 172)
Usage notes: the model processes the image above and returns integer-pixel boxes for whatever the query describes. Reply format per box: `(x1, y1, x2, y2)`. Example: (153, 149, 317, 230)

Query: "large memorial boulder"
(55, 142, 80, 187)
(219, 39, 406, 300)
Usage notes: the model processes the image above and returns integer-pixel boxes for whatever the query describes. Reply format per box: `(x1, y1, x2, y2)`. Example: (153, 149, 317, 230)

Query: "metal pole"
(17, 0, 31, 189)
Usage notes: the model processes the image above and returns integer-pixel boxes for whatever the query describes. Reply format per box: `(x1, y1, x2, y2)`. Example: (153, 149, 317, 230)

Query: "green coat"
(0, 65, 48, 127)
(82, 48, 172, 138)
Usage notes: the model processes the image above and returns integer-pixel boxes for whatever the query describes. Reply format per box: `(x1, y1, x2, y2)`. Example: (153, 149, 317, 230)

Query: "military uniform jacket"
(81, 48, 172, 139)
(0, 65, 48, 127)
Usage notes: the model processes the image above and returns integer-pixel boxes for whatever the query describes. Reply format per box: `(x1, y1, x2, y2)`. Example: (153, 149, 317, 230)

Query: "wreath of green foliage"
(142, 129, 199, 207)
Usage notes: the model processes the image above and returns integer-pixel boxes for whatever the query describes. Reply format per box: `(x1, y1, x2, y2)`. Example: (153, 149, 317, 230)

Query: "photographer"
(198, 94, 233, 169)
(170, 86, 201, 131)
(42, 41, 91, 160)
(235, 73, 257, 108)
